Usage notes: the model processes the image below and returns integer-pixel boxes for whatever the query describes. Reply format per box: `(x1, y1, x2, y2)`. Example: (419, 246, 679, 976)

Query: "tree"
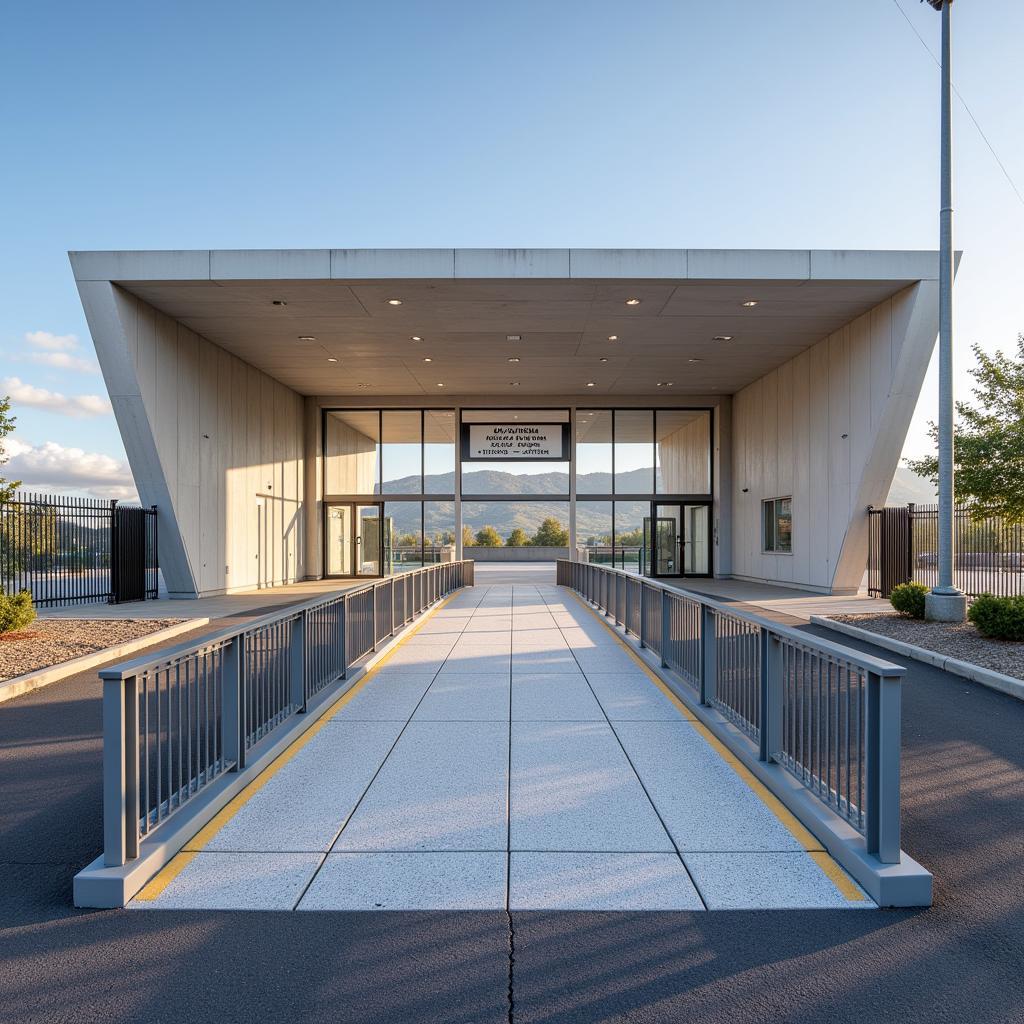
(907, 336, 1024, 523)
(616, 527, 644, 548)
(474, 525, 504, 547)
(0, 395, 18, 503)
(462, 525, 476, 548)
(530, 517, 569, 547)
(506, 527, 529, 547)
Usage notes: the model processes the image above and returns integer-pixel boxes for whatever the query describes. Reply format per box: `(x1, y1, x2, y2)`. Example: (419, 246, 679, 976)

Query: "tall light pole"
(924, 0, 967, 622)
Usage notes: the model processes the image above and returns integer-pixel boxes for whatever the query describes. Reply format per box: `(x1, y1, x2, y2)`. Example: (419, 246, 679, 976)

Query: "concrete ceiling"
(73, 249, 934, 398)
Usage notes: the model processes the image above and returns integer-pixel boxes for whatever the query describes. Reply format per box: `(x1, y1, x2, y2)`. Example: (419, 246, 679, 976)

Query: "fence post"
(340, 597, 348, 679)
(289, 610, 307, 713)
(108, 499, 120, 605)
(866, 670, 902, 864)
(222, 634, 245, 771)
(639, 584, 647, 648)
(758, 631, 783, 762)
(103, 674, 138, 866)
(906, 503, 916, 584)
(700, 605, 717, 705)
(660, 589, 670, 668)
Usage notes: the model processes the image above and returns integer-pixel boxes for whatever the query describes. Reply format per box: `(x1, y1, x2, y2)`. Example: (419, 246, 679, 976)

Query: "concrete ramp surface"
(131, 584, 870, 911)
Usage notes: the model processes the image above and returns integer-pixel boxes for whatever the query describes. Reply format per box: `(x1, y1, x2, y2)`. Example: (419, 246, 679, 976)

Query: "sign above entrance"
(462, 422, 568, 462)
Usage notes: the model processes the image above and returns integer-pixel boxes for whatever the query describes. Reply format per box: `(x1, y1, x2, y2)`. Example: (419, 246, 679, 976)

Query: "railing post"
(222, 633, 245, 771)
(339, 597, 348, 679)
(290, 610, 307, 713)
(700, 605, 717, 705)
(660, 588, 670, 668)
(639, 584, 647, 649)
(759, 630, 783, 762)
(866, 670, 902, 864)
(614, 572, 621, 626)
(103, 674, 138, 866)
(372, 582, 378, 652)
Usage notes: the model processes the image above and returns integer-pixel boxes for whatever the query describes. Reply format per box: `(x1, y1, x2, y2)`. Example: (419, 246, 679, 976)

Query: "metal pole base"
(924, 589, 967, 622)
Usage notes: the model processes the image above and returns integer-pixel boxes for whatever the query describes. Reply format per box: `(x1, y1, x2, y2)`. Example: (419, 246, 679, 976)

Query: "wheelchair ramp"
(131, 584, 871, 911)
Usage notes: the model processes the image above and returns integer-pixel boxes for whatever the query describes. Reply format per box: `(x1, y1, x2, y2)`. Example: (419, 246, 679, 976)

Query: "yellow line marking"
(134, 591, 463, 902)
(564, 590, 868, 903)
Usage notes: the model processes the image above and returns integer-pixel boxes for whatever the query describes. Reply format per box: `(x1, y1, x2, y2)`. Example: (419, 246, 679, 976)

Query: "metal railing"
(100, 560, 474, 867)
(0, 491, 158, 606)
(557, 559, 905, 862)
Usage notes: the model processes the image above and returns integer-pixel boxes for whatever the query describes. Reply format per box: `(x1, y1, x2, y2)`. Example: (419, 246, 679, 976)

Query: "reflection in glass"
(575, 410, 612, 494)
(381, 411, 421, 494)
(385, 501, 423, 572)
(356, 505, 381, 576)
(325, 411, 379, 495)
(684, 504, 710, 574)
(325, 504, 353, 576)
(614, 500, 648, 574)
(424, 410, 456, 493)
(614, 409, 654, 493)
(576, 500, 613, 565)
(656, 410, 711, 494)
(424, 501, 456, 563)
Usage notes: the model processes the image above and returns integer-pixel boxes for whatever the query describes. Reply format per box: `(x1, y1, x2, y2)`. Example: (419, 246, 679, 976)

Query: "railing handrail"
(100, 560, 476, 682)
(555, 560, 905, 679)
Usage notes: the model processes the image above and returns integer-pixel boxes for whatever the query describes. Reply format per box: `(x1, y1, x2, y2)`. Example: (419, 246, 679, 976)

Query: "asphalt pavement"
(1, 613, 1022, 1024)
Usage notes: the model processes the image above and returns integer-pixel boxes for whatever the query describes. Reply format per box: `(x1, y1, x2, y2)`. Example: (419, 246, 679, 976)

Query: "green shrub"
(968, 593, 1024, 641)
(890, 582, 928, 619)
(0, 588, 36, 634)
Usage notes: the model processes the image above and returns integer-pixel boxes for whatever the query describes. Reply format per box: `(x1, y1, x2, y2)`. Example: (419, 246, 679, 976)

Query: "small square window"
(763, 497, 792, 553)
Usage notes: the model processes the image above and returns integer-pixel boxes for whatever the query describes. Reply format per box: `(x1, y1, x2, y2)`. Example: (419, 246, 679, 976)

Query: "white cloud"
(3, 436, 137, 500)
(3, 376, 112, 418)
(25, 330, 79, 352)
(22, 330, 99, 372)
(30, 351, 100, 373)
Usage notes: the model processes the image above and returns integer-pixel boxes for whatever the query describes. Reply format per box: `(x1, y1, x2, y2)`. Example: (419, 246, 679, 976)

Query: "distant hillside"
(886, 466, 937, 506)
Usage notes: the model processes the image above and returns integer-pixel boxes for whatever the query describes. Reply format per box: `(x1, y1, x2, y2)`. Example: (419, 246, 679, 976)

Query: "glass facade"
(323, 406, 712, 578)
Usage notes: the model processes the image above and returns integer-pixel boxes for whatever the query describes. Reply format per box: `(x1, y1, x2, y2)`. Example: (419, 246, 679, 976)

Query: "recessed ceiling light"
(272, 299, 287, 306)
(327, 357, 338, 363)
(507, 356, 520, 363)
(509, 381, 520, 386)
(298, 335, 317, 342)
(713, 335, 733, 342)
(586, 381, 596, 387)
(423, 357, 432, 362)
(436, 382, 445, 387)
(625, 298, 641, 306)
(688, 358, 703, 363)
(506, 334, 522, 342)
(357, 383, 370, 388)
(599, 357, 608, 363)
(410, 335, 423, 342)
(741, 299, 758, 307)
(387, 298, 403, 306)
(607, 335, 618, 342)
(657, 381, 676, 387)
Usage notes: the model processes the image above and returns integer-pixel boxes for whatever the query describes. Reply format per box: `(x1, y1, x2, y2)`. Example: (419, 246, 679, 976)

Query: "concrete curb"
(810, 616, 1024, 703)
(0, 618, 211, 706)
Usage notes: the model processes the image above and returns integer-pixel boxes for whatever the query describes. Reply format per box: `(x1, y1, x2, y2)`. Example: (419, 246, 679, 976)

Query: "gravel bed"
(0, 619, 185, 681)
(829, 613, 1024, 680)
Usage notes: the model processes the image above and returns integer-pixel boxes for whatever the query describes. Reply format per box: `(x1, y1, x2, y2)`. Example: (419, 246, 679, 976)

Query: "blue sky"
(1, 0, 1021, 497)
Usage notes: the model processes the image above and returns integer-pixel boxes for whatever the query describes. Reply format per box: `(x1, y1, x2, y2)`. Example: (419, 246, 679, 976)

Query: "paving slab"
(510, 721, 674, 852)
(684, 851, 868, 909)
(413, 673, 511, 721)
(613, 721, 805, 852)
(131, 852, 321, 910)
(334, 721, 509, 851)
(583, 672, 691, 721)
(512, 673, 605, 721)
(510, 851, 704, 910)
(299, 852, 507, 910)
(204, 720, 404, 852)
(339, 672, 437, 720)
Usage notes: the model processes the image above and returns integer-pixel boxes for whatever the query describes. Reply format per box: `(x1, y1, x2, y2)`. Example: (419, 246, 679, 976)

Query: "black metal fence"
(0, 492, 158, 606)
(868, 503, 1024, 599)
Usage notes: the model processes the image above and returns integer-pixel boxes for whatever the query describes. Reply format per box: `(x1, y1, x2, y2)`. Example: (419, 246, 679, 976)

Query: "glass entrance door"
(325, 503, 384, 578)
(643, 502, 711, 578)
